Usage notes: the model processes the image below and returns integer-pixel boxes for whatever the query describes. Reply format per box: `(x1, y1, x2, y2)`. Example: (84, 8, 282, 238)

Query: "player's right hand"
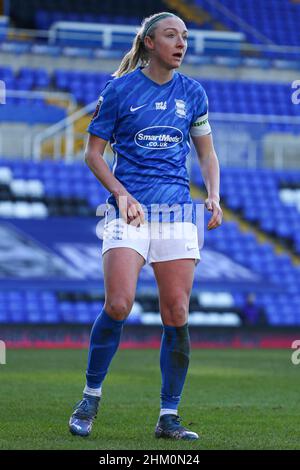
(116, 191, 145, 226)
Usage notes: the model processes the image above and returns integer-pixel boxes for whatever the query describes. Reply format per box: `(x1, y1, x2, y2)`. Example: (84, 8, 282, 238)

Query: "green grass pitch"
(0, 348, 299, 450)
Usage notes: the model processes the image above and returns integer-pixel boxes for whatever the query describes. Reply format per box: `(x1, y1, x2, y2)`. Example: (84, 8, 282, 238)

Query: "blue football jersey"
(88, 67, 209, 218)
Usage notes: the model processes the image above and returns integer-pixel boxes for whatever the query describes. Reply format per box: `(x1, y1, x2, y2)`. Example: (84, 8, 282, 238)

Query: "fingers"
(127, 205, 138, 220)
(129, 216, 142, 227)
(116, 193, 145, 226)
(207, 201, 223, 230)
(137, 204, 145, 225)
(128, 203, 145, 227)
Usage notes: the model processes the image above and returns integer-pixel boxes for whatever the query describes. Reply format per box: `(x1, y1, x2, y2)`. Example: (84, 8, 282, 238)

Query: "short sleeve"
(190, 85, 211, 137)
(87, 81, 118, 141)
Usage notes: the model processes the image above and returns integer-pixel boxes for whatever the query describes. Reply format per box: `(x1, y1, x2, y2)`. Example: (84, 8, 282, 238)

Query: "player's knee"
(104, 298, 133, 320)
(162, 298, 188, 326)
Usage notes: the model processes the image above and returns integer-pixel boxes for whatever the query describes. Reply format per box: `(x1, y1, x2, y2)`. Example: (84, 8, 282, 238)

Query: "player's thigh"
(152, 259, 195, 324)
(103, 247, 145, 306)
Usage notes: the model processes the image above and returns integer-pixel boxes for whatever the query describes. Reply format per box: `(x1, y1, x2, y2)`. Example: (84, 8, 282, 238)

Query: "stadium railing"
(1, 21, 299, 62)
(32, 99, 97, 161)
(48, 21, 245, 56)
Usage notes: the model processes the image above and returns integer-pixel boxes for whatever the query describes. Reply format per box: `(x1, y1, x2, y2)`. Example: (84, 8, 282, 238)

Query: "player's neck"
(142, 64, 174, 85)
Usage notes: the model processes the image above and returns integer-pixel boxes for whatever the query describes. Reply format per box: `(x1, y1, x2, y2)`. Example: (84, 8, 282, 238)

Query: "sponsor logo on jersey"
(92, 96, 104, 120)
(135, 126, 183, 150)
(155, 101, 167, 110)
(175, 99, 186, 118)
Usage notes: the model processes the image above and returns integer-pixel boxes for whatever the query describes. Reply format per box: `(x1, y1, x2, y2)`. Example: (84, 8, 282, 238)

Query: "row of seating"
(0, 288, 242, 325)
(2, 161, 300, 253)
(0, 162, 108, 216)
(195, 0, 300, 46)
(0, 290, 300, 325)
(10, 0, 300, 49)
(205, 220, 300, 292)
(1, 37, 297, 66)
(0, 103, 66, 124)
(9, 0, 168, 29)
(35, 11, 142, 30)
(56, 70, 298, 115)
(0, 67, 297, 120)
(5, 165, 300, 239)
(193, 166, 300, 254)
(0, 309, 242, 326)
(1, 61, 296, 89)
(35, 11, 206, 34)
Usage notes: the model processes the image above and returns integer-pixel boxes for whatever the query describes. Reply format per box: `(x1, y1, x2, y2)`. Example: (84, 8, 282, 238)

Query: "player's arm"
(85, 134, 125, 199)
(191, 133, 223, 230)
(85, 134, 144, 225)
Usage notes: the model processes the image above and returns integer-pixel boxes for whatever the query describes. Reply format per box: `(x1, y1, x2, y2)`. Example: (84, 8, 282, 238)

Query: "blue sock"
(86, 308, 125, 389)
(160, 323, 190, 411)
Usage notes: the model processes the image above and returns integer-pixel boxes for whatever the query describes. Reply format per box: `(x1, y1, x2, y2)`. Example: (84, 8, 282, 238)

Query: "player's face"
(148, 17, 188, 69)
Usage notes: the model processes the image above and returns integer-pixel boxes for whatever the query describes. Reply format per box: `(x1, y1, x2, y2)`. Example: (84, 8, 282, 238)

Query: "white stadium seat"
(0, 167, 13, 185)
(198, 292, 234, 308)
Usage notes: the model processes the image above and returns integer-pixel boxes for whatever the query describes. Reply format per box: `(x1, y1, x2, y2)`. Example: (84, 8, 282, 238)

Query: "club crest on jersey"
(155, 101, 167, 110)
(92, 96, 104, 120)
(175, 99, 186, 118)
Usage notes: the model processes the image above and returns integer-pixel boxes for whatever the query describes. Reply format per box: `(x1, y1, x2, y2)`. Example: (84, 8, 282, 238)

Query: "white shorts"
(102, 218, 201, 264)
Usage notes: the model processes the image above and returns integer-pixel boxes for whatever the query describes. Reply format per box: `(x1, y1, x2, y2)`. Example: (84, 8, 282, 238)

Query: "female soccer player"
(69, 11, 222, 441)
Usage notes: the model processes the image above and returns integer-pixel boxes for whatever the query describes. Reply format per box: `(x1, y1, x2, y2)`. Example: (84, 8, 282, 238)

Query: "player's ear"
(144, 35, 155, 51)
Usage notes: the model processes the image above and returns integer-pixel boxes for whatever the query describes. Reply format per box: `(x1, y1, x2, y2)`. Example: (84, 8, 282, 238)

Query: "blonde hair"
(113, 12, 177, 78)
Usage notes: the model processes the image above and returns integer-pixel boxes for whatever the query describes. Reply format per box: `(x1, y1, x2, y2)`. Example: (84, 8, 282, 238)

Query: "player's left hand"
(205, 197, 223, 230)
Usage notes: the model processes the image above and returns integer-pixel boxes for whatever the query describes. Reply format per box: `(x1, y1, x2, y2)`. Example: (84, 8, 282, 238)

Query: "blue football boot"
(69, 394, 100, 437)
(155, 414, 199, 441)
